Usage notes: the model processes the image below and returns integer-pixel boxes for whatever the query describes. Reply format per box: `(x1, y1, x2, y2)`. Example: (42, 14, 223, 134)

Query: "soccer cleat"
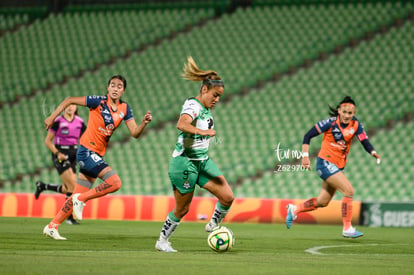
(342, 227, 364, 238)
(155, 239, 177, 252)
(43, 225, 66, 240)
(285, 204, 297, 229)
(34, 181, 45, 200)
(205, 222, 218, 233)
(66, 215, 80, 225)
(72, 193, 85, 221)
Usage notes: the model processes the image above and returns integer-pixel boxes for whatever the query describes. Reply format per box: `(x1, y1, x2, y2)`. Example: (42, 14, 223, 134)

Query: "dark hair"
(329, 96, 356, 117)
(108, 75, 127, 90)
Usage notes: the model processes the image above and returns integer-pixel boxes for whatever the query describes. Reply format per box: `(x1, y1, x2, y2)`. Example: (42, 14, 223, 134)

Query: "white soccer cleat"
(205, 222, 218, 233)
(342, 227, 364, 238)
(155, 239, 177, 252)
(286, 204, 297, 229)
(72, 193, 85, 221)
(43, 225, 67, 240)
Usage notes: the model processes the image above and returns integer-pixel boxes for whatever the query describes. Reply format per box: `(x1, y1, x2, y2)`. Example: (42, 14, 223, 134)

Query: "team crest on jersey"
(120, 111, 125, 118)
(183, 181, 191, 189)
(343, 128, 355, 137)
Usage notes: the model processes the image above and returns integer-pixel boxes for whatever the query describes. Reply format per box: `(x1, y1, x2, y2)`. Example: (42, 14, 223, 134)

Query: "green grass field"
(1, 217, 413, 274)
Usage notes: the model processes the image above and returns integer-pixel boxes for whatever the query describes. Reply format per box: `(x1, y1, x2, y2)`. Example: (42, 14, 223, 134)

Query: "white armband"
(302, 152, 309, 157)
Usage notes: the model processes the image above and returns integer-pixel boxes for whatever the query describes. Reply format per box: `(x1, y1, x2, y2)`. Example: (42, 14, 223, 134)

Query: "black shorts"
(52, 145, 78, 175)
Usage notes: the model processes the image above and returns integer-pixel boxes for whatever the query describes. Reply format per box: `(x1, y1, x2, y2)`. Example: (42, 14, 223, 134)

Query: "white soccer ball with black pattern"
(207, 226, 235, 252)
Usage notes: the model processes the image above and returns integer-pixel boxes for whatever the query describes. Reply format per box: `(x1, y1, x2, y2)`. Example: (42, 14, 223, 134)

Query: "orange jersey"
(80, 95, 133, 156)
(315, 116, 368, 169)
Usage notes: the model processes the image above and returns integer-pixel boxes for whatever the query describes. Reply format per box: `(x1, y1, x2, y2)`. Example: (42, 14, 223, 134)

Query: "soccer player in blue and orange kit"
(286, 96, 381, 238)
(42, 75, 152, 240)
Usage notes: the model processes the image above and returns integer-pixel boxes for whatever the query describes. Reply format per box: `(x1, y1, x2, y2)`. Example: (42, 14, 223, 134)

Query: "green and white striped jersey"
(172, 98, 214, 160)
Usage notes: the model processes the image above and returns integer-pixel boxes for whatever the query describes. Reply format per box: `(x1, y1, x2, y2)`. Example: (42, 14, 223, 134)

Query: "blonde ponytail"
(182, 57, 223, 88)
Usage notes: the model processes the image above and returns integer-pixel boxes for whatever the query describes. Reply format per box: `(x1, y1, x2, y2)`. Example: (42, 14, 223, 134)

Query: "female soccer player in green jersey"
(155, 57, 234, 252)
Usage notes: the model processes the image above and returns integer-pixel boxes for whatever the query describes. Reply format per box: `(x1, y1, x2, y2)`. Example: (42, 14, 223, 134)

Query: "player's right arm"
(177, 114, 216, 137)
(176, 99, 216, 137)
(301, 117, 333, 170)
(45, 97, 86, 130)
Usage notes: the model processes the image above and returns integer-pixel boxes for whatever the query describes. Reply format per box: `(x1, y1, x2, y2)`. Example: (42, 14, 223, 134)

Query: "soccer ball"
(207, 226, 235, 252)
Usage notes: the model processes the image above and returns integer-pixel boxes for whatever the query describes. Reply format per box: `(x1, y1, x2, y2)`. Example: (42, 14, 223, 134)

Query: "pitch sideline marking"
(305, 243, 407, 255)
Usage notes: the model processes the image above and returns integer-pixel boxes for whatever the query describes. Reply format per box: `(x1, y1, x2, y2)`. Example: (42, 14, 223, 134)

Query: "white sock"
(160, 216, 180, 240)
(209, 202, 230, 226)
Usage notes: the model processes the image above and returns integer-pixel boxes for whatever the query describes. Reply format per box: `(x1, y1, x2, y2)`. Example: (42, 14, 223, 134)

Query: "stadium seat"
(1, 3, 413, 203)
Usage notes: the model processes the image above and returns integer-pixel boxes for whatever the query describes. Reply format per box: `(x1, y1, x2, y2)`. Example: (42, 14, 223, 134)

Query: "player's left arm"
(356, 122, 381, 164)
(125, 110, 152, 139)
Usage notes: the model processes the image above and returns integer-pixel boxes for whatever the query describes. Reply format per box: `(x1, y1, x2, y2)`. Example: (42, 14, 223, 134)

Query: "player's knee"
(343, 187, 354, 198)
(61, 186, 67, 194)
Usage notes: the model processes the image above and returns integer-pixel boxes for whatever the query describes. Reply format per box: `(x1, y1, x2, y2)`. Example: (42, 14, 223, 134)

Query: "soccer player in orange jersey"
(43, 75, 152, 240)
(286, 96, 381, 238)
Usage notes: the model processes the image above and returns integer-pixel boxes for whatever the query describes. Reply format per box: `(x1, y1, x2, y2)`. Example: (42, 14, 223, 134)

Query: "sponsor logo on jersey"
(337, 140, 346, 146)
(98, 127, 113, 136)
(104, 115, 112, 123)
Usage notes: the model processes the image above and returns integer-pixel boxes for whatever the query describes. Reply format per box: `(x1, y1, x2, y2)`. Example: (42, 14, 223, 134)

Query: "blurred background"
(0, 0, 413, 204)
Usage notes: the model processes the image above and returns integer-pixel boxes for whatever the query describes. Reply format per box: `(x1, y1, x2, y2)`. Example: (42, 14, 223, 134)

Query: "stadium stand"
(0, 13, 29, 33)
(0, 8, 215, 103)
(0, 1, 413, 202)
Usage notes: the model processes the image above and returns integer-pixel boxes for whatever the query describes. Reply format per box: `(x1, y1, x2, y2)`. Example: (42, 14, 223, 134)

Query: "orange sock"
(78, 174, 121, 202)
(342, 196, 353, 231)
(50, 184, 90, 226)
(51, 196, 75, 226)
(296, 198, 319, 214)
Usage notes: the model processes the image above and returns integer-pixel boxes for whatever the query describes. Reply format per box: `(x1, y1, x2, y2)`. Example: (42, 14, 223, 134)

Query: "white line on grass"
(305, 243, 409, 255)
